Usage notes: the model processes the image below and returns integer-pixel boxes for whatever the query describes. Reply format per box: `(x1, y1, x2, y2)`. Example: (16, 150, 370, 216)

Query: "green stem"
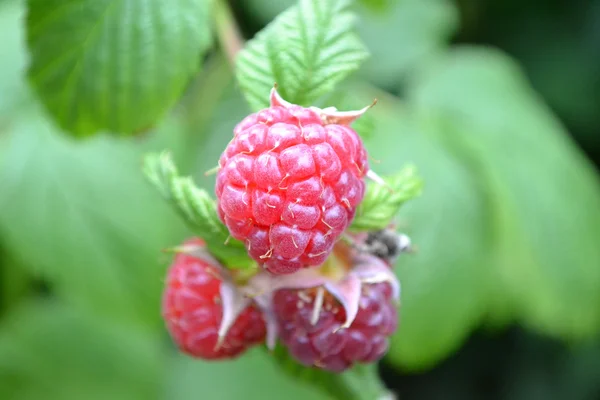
(271, 344, 392, 400)
(214, 0, 245, 66)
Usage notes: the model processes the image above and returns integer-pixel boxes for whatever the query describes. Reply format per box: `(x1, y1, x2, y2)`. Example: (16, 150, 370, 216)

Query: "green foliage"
(25, 0, 212, 137)
(242, 0, 458, 90)
(236, 0, 369, 110)
(244, 0, 293, 22)
(0, 0, 30, 117)
(0, 102, 187, 327)
(166, 349, 329, 400)
(359, 46, 600, 370)
(408, 47, 600, 339)
(0, 300, 163, 400)
(143, 152, 254, 269)
(361, 104, 491, 369)
(0, 250, 31, 315)
(356, 0, 458, 87)
(356, 0, 391, 11)
(2, 0, 600, 398)
(350, 166, 423, 231)
(271, 345, 389, 400)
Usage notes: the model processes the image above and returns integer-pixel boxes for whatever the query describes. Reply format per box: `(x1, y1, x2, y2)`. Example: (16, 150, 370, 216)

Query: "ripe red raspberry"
(162, 239, 266, 360)
(273, 282, 398, 372)
(216, 88, 369, 275)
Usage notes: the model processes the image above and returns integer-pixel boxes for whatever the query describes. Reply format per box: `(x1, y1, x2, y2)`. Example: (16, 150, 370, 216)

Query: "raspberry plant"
(3, 0, 600, 399)
(144, 86, 420, 398)
(142, 0, 423, 396)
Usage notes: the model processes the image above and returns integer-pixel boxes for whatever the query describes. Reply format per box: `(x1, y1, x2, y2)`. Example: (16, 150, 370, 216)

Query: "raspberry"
(216, 88, 370, 274)
(274, 283, 397, 372)
(162, 239, 266, 359)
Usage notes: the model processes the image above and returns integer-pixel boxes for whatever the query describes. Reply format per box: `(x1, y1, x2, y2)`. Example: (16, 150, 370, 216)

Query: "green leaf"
(0, 248, 31, 316)
(0, 102, 187, 327)
(25, 0, 212, 137)
(356, 0, 391, 11)
(244, 0, 294, 24)
(270, 345, 391, 400)
(143, 151, 254, 269)
(166, 349, 330, 400)
(0, 300, 162, 400)
(167, 346, 390, 400)
(244, 0, 395, 23)
(356, 0, 458, 88)
(350, 165, 423, 231)
(236, 0, 369, 110)
(409, 46, 600, 339)
(244, 0, 293, 23)
(357, 98, 491, 370)
(0, 0, 31, 119)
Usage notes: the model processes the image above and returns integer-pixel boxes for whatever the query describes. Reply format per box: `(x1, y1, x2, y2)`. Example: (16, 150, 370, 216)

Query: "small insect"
(360, 228, 412, 265)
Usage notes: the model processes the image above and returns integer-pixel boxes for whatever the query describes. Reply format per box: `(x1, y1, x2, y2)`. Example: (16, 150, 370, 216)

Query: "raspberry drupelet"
(216, 87, 372, 275)
(162, 238, 266, 360)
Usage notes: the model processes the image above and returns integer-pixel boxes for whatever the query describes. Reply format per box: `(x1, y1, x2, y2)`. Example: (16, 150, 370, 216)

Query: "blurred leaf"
(502, 336, 600, 400)
(271, 345, 391, 400)
(409, 47, 600, 339)
(360, 100, 491, 370)
(236, 0, 369, 110)
(25, 0, 212, 137)
(351, 109, 376, 140)
(470, 2, 600, 149)
(0, 102, 187, 327)
(517, 31, 600, 141)
(244, 0, 294, 22)
(143, 151, 254, 269)
(551, 342, 600, 400)
(244, 0, 395, 22)
(0, 248, 31, 315)
(356, 0, 458, 88)
(0, 300, 162, 400)
(0, 0, 31, 119)
(351, 165, 423, 232)
(166, 348, 329, 400)
(356, 0, 391, 11)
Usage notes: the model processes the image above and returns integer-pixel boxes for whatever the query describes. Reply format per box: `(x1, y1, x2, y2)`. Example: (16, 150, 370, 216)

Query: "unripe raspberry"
(274, 283, 397, 372)
(236, 242, 402, 372)
(216, 88, 371, 275)
(162, 239, 266, 359)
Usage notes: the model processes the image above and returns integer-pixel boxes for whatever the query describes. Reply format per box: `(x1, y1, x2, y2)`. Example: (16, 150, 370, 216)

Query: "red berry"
(216, 103, 368, 275)
(273, 283, 397, 372)
(162, 239, 266, 359)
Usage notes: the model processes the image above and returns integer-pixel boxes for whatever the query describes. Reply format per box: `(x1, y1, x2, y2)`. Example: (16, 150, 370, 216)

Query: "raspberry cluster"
(160, 88, 409, 373)
(162, 238, 401, 371)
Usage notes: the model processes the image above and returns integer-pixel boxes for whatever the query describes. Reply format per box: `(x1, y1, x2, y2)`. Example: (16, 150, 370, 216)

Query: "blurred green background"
(1, 0, 600, 399)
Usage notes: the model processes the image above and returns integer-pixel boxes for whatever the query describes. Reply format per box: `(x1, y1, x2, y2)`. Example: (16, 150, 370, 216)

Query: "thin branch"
(214, 0, 245, 66)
